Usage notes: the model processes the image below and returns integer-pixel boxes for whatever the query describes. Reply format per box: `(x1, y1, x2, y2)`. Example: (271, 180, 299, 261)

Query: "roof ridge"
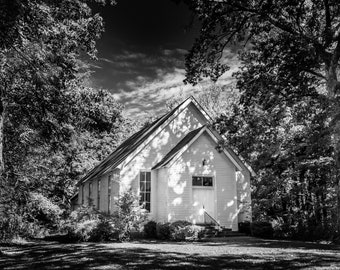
(78, 97, 195, 185)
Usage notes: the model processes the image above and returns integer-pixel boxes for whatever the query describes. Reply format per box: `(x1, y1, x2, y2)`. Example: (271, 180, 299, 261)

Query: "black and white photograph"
(1, 0, 340, 269)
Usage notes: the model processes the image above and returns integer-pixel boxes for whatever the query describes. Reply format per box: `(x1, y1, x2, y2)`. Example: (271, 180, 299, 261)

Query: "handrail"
(203, 207, 221, 228)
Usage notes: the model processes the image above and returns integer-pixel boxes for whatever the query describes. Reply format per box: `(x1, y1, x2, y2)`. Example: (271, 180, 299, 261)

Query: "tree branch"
(303, 69, 326, 80)
(323, 0, 332, 46)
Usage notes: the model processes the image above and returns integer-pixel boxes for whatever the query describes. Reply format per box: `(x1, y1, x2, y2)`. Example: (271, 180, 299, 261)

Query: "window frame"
(81, 185, 84, 205)
(97, 179, 101, 209)
(89, 182, 93, 205)
(192, 175, 214, 188)
(108, 174, 112, 213)
(139, 171, 151, 212)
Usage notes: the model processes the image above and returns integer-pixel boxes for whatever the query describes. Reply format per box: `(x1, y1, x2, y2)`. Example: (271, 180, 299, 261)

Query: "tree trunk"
(334, 119, 340, 236)
(326, 73, 340, 237)
(0, 99, 4, 176)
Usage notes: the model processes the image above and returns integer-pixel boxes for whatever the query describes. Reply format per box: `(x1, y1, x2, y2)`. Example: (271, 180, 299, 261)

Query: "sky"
(89, 0, 239, 119)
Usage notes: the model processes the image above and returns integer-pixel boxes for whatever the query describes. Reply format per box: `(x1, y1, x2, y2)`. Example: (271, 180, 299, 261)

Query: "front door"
(192, 176, 215, 224)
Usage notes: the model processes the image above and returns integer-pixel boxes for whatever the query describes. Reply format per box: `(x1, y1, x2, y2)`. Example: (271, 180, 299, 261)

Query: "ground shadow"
(0, 238, 340, 269)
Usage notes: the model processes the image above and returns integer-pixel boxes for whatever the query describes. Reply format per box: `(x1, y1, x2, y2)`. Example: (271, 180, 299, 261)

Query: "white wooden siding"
(167, 131, 239, 230)
(156, 168, 168, 222)
(119, 103, 207, 215)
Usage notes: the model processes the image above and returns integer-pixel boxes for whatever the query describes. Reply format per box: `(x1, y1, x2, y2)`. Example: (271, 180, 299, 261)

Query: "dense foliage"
(144, 220, 204, 241)
(0, 0, 140, 241)
(65, 190, 147, 242)
(181, 0, 340, 240)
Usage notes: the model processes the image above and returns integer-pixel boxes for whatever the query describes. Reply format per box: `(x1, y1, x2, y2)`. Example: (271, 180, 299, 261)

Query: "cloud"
(90, 47, 240, 120)
(162, 48, 187, 56)
(114, 67, 237, 119)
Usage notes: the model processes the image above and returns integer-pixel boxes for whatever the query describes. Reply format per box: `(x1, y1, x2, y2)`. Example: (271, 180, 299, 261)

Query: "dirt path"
(1, 237, 340, 269)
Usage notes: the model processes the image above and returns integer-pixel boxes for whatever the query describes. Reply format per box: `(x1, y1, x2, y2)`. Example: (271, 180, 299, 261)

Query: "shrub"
(238, 221, 251, 235)
(28, 192, 63, 230)
(63, 205, 101, 242)
(171, 226, 187, 241)
(0, 192, 63, 241)
(89, 219, 119, 242)
(144, 220, 157, 239)
(0, 212, 25, 241)
(170, 220, 192, 229)
(64, 190, 148, 242)
(171, 224, 204, 241)
(272, 218, 292, 239)
(156, 222, 171, 240)
(111, 190, 148, 241)
(169, 220, 192, 241)
(251, 221, 273, 239)
(183, 225, 204, 241)
(67, 219, 98, 242)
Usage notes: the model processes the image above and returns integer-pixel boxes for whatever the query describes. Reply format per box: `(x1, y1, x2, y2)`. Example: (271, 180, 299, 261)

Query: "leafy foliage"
(65, 190, 147, 242)
(251, 221, 273, 239)
(0, 0, 137, 241)
(181, 0, 340, 239)
(111, 189, 148, 241)
(64, 205, 119, 242)
(156, 222, 171, 240)
(151, 221, 204, 241)
(143, 220, 157, 239)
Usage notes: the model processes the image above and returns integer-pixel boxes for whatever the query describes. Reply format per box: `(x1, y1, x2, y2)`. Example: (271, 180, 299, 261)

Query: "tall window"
(108, 174, 112, 213)
(192, 176, 213, 187)
(97, 179, 101, 209)
(89, 182, 93, 205)
(140, 171, 151, 211)
(81, 185, 84, 205)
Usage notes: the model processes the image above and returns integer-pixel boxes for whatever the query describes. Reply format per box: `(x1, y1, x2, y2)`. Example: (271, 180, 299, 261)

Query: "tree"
(0, 83, 132, 239)
(181, 0, 340, 236)
(0, 0, 113, 175)
(0, 0, 119, 239)
(166, 84, 240, 118)
(14, 86, 126, 206)
(215, 94, 335, 239)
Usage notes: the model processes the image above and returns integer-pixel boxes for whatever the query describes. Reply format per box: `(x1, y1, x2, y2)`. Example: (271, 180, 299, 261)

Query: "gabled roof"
(78, 96, 210, 185)
(152, 126, 205, 169)
(152, 125, 243, 172)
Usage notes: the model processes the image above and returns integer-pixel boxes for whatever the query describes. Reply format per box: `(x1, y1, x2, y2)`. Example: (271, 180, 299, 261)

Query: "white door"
(192, 188, 215, 224)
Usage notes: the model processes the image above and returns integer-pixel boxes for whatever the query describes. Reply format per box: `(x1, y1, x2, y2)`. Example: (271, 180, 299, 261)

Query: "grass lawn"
(1, 236, 340, 269)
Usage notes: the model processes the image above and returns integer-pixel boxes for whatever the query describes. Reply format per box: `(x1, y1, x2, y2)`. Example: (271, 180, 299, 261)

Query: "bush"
(63, 205, 101, 242)
(0, 212, 26, 241)
(111, 190, 148, 241)
(171, 224, 204, 241)
(28, 192, 63, 230)
(156, 222, 171, 240)
(0, 192, 63, 241)
(67, 219, 98, 242)
(272, 218, 292, 239)
(251, 221, 273, 239)
(64, 190, 147, 242)
(89, 219, 119, 242)
(238, 221, 251, 235)
(171, 226, 187, 241)
(170, 220, 192, 230)
(144, 221, 157, 239)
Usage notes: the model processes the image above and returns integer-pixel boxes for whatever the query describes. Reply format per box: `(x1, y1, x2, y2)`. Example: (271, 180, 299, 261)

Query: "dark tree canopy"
(0, 0, 125, 239)
(182, 0, 340, 95)
(181, 0, 340, 237)
(0, 0, 115, 173)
